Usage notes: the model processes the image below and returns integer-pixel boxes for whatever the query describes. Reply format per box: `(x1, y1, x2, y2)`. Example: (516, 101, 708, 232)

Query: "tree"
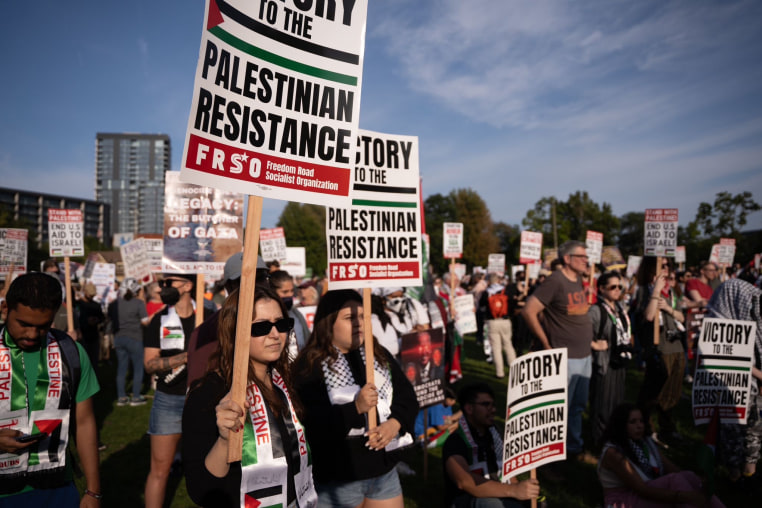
(689, 191, 760, 237)
(493, 222, 521, 266)
(617, 212, 645, 258)
(424, 188, 498, 275)
(276, 202, 326, 276)
(522, 191, 621, 250)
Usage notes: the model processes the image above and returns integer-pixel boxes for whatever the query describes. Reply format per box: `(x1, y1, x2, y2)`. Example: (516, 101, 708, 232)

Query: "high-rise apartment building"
(95, 133, 170, 238)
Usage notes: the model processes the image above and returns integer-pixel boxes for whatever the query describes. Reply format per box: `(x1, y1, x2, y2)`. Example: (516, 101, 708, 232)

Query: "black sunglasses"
(605, 284, 623, 290)
(160, 278, 187, 288)
(250, 317, 294, 337)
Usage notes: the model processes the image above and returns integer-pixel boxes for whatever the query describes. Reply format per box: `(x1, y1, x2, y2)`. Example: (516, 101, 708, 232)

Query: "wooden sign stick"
(64, 257, 74, 335)
(227, 195, 264, 463)
(363, 287, 377, 429)
(195, 272, 205, 327)
(530, 468, 537, 508)
(523, 266, 530, 297)
(653, 257, 661, 346)
(588, 269, 595, 304)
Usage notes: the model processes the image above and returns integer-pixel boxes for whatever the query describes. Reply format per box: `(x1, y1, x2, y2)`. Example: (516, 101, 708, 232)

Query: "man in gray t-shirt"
(522, 240, 593, 460)
(115, 280, 148, 405)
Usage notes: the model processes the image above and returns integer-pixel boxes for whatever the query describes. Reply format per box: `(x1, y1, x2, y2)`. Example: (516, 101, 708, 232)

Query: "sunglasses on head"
(250, 317, 294, 337)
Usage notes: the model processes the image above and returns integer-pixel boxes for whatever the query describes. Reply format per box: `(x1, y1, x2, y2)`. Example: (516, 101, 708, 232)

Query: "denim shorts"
(148, 391, 185, 435)
(316, 468, 401, 507)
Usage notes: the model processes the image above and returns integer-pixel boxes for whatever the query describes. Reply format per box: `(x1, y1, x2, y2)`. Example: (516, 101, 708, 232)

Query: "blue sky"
(2, 0, 761, 235)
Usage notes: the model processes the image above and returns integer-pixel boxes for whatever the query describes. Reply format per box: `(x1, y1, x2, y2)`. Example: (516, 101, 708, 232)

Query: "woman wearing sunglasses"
(588, 271, 633, 448)
(182, 286, 317, 507)
(293, 290, 417, 508)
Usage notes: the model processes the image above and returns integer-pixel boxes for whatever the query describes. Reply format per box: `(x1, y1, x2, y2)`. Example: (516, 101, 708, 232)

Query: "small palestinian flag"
(427, 428, 451, 449)
(245, 485, 283, 508)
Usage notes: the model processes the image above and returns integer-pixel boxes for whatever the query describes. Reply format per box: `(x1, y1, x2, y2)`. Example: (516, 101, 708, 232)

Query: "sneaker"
(130, 395, 148, 406)
(116, 397, 130, 407)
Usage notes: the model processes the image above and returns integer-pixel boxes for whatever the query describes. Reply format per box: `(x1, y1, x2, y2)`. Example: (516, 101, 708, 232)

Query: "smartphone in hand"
(16, 433, 45, 443)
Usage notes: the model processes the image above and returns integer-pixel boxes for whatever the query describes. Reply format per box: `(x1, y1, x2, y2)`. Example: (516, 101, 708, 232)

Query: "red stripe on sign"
(503, 442, 564, 476)
(185, 134, 350, 196)
(328, 261, 420, 282)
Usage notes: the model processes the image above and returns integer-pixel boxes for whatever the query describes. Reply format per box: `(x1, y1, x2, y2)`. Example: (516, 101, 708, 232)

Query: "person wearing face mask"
(143, 273, 211, 508)
(293, 290, 417, 508)
(382, 287, 430, 338)
(269, 270, 310, 359)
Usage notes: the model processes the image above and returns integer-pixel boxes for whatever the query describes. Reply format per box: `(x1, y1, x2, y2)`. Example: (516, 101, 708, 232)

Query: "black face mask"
(282, 296, 294, 311)
(160, 287, 180, 306)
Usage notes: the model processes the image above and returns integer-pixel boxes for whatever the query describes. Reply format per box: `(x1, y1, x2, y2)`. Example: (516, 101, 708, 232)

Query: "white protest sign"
(519, 231, 542, 265)
(488, 254, 506, 276)
(644, 208, 678, 257)
(48, 209, 84, 257)
(443, 222, 464, 259)
(718, 238, 736, 265)
(260, 227, 287, 263)
(527, 261, 541, 280)
(326, 130, 422, 289)
(295, 304, 316, 332)
(585, 231, 603, 265)
(675, 246, 686, 264)
(503, 349, 568, 479)
(120, 238, 153, 284)
(112, 232, 134, 248)
(453, 263, 467, 281)
(709, 244, 721, 264)
(281, 246, 306, 278)
(143, 238, 164, 272)
(0, 228, 28, 277)
(453, 294, 477, 335)
(692, 317, 756, 425)
(162, 172, 244, 279)
(626, 255, 642, 279)
(180, 0, 369, 209)
(89, 263, 116, 302)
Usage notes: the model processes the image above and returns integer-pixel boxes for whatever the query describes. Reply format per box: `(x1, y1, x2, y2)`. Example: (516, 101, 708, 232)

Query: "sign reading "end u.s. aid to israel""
(180, 0, 368, 208)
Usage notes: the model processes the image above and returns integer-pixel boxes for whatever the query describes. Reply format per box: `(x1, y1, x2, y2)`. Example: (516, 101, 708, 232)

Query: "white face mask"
(386, 297, 404, 313)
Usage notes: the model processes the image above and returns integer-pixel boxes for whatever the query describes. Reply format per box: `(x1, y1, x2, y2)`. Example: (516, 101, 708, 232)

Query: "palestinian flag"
(427, 428, 451, 449)
(27, 418, 62, 467)
(244, 485, 283, 508)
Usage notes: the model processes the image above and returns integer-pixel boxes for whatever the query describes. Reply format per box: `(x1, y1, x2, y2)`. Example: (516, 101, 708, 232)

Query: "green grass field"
(79, 335, 754, 507)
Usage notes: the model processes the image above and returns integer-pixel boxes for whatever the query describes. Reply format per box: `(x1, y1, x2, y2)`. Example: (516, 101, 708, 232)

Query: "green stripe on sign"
(700, 365, 750, 371)
(508, 399, 565, 420)
(209, 26, 358, 86)
(351, 200, 418, 208)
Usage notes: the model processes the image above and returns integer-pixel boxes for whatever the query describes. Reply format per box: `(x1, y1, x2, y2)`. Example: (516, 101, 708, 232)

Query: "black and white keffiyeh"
(322, 346, 413, 450)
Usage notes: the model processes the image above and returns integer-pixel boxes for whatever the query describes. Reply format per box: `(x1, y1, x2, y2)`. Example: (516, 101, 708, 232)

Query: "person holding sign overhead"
(182, 286, 317, 507)
(143, 273, 210, 508)
(293, 290, 417, 508)
(443, 382, 540, 507)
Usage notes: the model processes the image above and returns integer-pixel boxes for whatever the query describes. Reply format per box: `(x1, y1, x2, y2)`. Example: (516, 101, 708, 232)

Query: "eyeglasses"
(250, 317, 294, 337)
(605, 284, 623, 290)
(472, 400, 495, 409)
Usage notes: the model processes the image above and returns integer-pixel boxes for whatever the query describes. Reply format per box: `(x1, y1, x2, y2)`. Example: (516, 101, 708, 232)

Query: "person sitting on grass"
(597, 402, 725, 507)
(443, 382, 540, 508)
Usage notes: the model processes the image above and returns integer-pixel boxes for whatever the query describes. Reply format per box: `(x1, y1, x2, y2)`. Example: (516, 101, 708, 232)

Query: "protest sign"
(519, 231, 542, 265)
(443, 222, 464, 259)
(281, 246, 306, 278)
(260, 227, 287, 263)
(295, 305, 316, 332)
(626, 256, 642, 279)
(685, 308, 706, 360)
(643, 208, 678, 257)
(503, 349, 568, 479)
(453, 294, 477, 336)
(693, 317, 756, 425)
(709, 244, 721, 264)
(717, 238, 736, 266)
(601, 246, 624, 268)
(142, 238, 164, 273)
(543, 248, 557, 268)
(0, 228, 28, 277)
(585, 231, 603, 265)
(527, 261, 541, 280)
(120, 238, 153, 284)
(112, 232, 134, 248)
(48, 209, 84, 257)
(327, 130, 422, 289)
(400, 328, 445, 409)
(675, 246, 686, 264)
(453, 263, 467, 281)
(89, 263, 116, 303)
(162, 172, 244, 279)
(488, 254, 506, 276)
(179, 0, 368, 209)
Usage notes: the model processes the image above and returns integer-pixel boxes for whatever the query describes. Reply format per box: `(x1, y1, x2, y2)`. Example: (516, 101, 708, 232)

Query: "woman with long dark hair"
(293, 290, 417, 508)
(182, 286, 317, 507)
(597, 403, 724, 507)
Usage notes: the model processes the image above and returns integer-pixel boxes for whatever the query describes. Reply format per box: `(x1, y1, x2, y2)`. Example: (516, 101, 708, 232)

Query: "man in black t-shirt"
(443, 383, 539, 507)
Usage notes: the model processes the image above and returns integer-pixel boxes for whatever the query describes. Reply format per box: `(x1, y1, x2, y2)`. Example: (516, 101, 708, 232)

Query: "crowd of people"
(0, 242, 760, 507)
